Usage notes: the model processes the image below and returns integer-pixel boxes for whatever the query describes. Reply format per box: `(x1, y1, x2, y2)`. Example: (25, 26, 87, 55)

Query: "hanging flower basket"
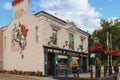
(90, 43, 103, 53)
(112, 52, 120, 57)
(104, 50, 120, 57)
(104, 50, 118, 55)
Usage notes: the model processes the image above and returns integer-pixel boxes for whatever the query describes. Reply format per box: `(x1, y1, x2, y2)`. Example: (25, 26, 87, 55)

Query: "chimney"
(12, 0, 30, 18)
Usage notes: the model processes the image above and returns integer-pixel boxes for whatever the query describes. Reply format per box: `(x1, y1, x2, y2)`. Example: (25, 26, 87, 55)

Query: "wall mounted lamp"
(48, 36, 53, 45)
(63, 41, 68, 48)
(77, 45, 84, 51)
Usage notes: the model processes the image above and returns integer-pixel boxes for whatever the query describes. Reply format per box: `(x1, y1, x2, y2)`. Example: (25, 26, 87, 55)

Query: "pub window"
(69, 33, 74, 50)
(52, 29, 57, 45)
(35, 26, 38, 43)
(57, 55, 68, 68)
(81, 38, 84, 50)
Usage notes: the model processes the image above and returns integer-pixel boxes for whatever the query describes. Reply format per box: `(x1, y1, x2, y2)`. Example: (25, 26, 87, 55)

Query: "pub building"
(1, 0, 89, 76)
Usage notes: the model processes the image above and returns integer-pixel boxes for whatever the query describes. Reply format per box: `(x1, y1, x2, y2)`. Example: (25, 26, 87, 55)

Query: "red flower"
(90, 43, 103, 53)
(105, 51, 109, 55)
(104, 50, 118, 55)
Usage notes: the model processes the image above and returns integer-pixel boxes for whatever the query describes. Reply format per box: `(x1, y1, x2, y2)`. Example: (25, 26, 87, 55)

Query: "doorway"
(83, 57, 87, 72)
(48, 53, 54, 76)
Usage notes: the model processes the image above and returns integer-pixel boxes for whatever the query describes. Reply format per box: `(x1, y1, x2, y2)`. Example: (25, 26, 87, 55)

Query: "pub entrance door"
(83, 57, 87, 73)
(48, 53, 55, 76)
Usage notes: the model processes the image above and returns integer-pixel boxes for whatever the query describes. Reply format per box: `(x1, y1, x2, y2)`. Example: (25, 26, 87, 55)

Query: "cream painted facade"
(35, 12, 89, 52)
(3, 0, 89, 76)
(3, 0, 44, 73)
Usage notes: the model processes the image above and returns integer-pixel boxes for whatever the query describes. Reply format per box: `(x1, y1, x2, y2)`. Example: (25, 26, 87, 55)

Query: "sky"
(0, 0, 120, 33)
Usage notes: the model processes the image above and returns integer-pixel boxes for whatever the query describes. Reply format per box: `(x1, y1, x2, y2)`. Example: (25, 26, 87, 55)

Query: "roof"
(34, 11, 89, 36)
(0, 26, 7, 29)
(1, 10, 89, 36)
(34, 10, 67, 24)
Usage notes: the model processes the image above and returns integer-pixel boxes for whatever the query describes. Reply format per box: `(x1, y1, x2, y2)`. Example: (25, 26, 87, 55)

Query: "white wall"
(3, 13, 44, 73)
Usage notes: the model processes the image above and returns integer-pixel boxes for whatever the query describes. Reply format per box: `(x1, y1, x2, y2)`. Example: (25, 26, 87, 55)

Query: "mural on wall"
(12, 22, 28, 53)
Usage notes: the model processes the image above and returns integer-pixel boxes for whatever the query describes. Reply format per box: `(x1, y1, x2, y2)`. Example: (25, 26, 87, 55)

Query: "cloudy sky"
(0, 0, 120, 33)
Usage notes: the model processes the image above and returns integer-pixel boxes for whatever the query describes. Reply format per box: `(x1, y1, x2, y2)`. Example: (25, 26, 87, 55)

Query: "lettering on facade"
(47, 49, 62, 54)
(47, 48, 87, 57)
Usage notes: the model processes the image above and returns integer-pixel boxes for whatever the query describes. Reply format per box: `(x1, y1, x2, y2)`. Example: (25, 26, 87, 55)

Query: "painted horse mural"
(13, 22, 28, 53)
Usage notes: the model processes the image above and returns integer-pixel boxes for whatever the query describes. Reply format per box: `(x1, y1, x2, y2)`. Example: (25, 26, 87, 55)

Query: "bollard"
(104, 66, 108, 77)
(95, 65, 99, 78)
(95, 65, 101, 78)
(77, 67, 79, 78)
(98, 65, 101, 78)
(90, 65, 93, 78)
(113, 66, 116, 74)
(72, 66, 77, 77)
(109, 66, 112, 76)
(116, 65, 119, 74)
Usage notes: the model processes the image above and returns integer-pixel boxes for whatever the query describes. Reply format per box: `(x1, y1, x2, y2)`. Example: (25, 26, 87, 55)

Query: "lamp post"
(94, 37, 99, 43)
(90, 37, 102, 78)
(106, 32, 112, 76)
(94, 37, 101, 78)
(94, 37, 99, 66)
(90, 53, 96, 78)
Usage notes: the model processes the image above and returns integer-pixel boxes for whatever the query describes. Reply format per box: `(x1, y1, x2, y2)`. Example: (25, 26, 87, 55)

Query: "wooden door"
(48, 54, 53, 75)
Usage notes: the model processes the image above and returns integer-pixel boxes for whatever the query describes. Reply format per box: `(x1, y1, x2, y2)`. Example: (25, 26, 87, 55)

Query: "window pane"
(69, 33, 74, 50)
(35, 26, 38, 43)
(52, 29, 57, 45)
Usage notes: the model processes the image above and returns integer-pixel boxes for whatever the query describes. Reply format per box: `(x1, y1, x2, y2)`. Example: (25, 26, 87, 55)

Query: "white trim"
(58, 55, 68, 59)
(72, 57, 79, 59)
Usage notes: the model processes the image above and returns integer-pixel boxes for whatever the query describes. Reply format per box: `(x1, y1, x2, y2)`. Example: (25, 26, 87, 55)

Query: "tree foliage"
(90, 18, 120, 62)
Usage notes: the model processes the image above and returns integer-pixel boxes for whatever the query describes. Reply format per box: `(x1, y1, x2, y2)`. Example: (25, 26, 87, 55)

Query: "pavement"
(0, 73, 91, 80)
(0, 72, 117, 80)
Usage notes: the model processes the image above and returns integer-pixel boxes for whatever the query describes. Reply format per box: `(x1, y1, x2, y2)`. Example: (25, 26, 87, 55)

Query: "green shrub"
(113, 60, 118, 66)
(94, 58, 102, 65)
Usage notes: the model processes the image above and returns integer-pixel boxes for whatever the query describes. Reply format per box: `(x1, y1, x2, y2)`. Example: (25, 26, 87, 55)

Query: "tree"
(90, 18, 120, 64)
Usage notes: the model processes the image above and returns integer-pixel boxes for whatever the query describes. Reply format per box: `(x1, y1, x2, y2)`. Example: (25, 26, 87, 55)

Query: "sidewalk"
(0, 73, 91, 80)
(0, 73, 117, 80)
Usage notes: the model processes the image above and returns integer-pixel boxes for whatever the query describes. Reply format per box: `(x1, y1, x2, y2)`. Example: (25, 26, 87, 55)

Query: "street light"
(94, 37, 99, 43)
(90, 37, 103, 78)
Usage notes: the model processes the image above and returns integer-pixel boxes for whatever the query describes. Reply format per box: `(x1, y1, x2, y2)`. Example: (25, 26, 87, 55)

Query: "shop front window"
(57, 55, 68, 68)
